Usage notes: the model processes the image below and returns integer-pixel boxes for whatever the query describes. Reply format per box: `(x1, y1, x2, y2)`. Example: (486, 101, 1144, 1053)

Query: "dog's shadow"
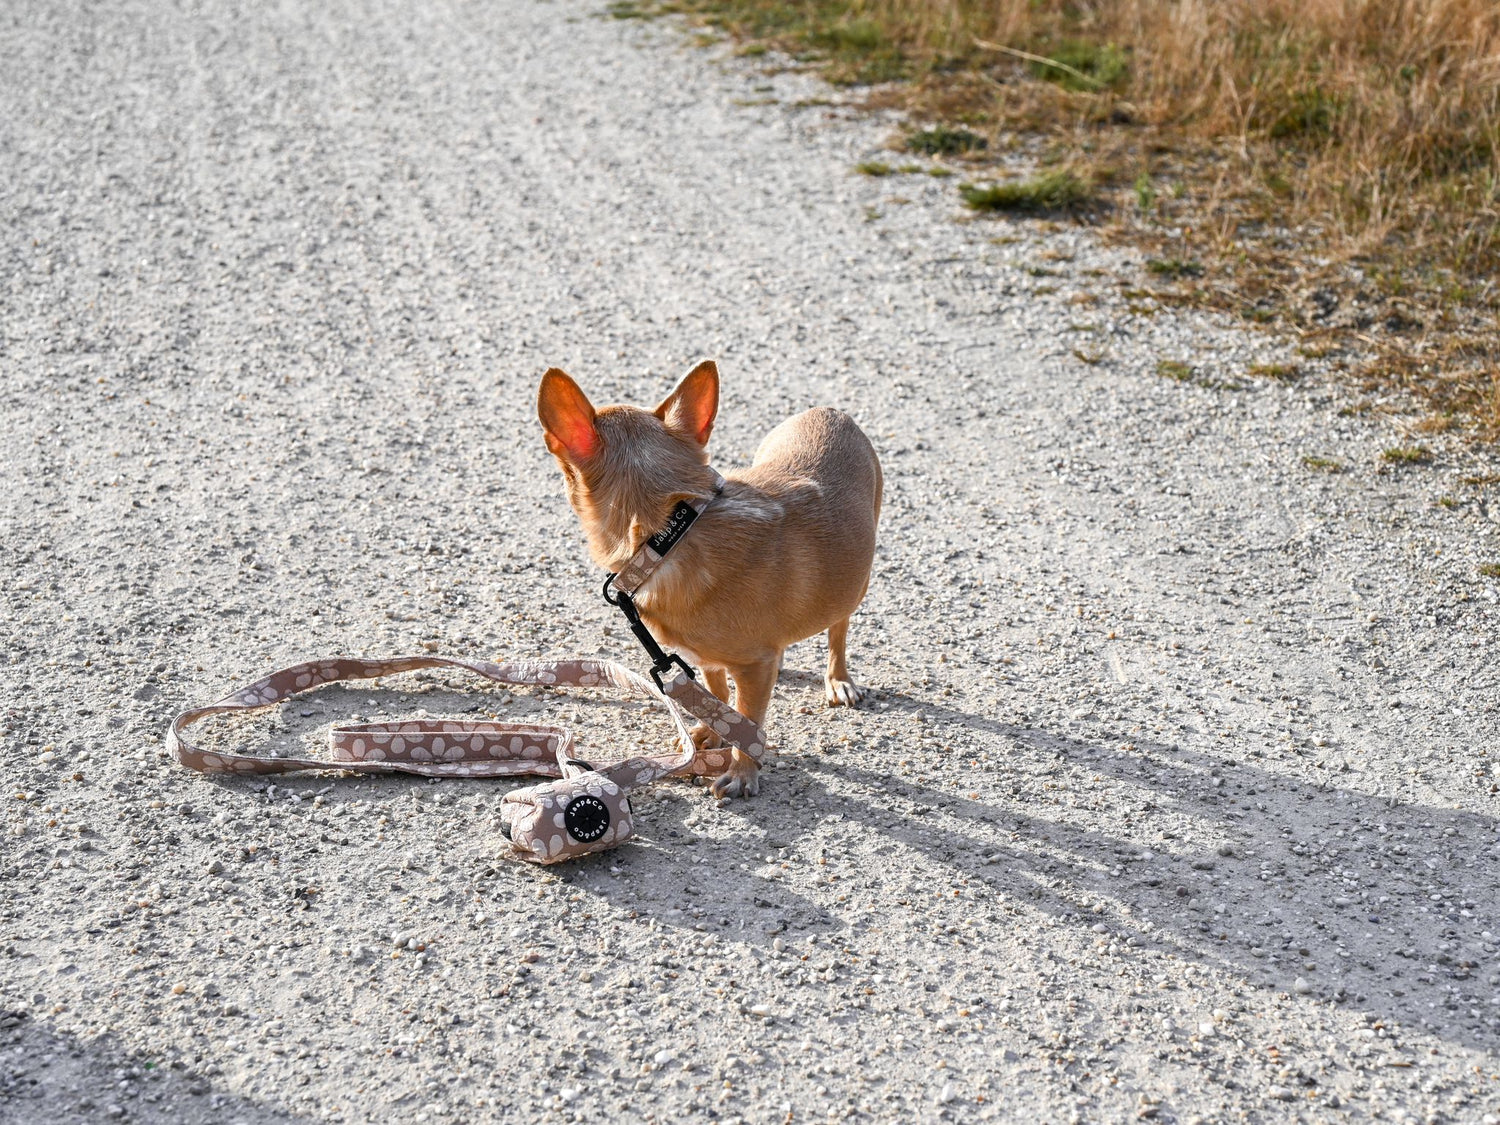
(549, 667, 1500, 1055)
(711, 684, 1500, 1054)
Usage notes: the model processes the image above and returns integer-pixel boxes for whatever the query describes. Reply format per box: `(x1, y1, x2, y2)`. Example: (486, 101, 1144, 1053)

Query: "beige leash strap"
(168, 654, 765, 863)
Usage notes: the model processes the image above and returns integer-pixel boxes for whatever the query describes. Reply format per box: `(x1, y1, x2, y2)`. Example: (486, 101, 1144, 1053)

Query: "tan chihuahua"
(537, 360, 882, 798)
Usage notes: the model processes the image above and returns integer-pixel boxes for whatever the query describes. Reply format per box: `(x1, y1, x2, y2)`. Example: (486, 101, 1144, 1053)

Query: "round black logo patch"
(563, 795, 611, 843)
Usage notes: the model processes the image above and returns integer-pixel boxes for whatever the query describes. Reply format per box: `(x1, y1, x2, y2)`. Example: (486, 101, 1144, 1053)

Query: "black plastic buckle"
(602, 573, 697, 691)
(649, 653, 696, 693)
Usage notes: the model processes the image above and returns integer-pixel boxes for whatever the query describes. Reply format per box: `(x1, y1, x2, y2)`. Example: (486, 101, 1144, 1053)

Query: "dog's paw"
(691, 722, 723, 751)
(710, 763, 761, 800)
(825, 676, 864, 708)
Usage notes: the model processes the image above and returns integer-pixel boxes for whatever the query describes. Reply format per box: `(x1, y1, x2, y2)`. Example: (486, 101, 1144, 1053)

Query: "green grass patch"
(809, 18, 905, 83)
(1266, 87, 1342, 139)
(1381, 445, 1433, 464)
(1249, 362, 1300, 381)
(811, 17, 881, 53)
(1480, 563, 1500, 578)
(960, 171, 1091, 212)
(1301, 455, 1344, 472)
(1146, 258, 1204, 279)
(1153, 358, 1243, 391)
(1133, 172, 1156, 213)
(606, 0, 655, 17)
(856, 160, 893, 176)
(1029, 39, 1129, 92)
(906, 125, 987, 156)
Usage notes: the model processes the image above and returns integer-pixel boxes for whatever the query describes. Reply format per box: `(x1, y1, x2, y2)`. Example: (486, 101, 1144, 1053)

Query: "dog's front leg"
(691, 667, 732, 751)
(709, 656, 778, 799)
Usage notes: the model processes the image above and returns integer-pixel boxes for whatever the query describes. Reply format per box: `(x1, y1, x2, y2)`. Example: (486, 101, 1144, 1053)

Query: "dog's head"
(537, 360, 719, 570)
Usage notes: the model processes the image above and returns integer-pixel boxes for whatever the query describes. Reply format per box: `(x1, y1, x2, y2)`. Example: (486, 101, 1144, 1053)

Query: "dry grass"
(658, 0, 1500, 440)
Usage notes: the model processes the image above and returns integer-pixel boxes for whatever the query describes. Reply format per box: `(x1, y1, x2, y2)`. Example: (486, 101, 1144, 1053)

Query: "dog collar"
(600, 469, 724, 690)
(607, 469, 725, 599)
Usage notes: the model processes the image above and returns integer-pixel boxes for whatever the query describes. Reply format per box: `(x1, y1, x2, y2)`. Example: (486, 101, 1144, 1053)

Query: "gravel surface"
(4, 2, 1500, 1122)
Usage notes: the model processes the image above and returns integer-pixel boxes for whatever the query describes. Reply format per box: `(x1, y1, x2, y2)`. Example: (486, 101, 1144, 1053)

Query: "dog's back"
(750, 407, 883, 516)
(735, 407, 882, 636)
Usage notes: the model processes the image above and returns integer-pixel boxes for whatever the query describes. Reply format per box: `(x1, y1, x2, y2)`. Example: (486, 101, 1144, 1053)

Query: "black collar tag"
(646, 501, 700, 557)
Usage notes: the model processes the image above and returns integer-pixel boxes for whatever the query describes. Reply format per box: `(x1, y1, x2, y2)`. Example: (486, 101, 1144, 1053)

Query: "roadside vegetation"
(613, 0, 1500, 440)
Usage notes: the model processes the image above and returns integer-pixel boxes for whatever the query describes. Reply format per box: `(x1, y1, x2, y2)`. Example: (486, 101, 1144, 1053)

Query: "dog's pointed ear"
(655, 359, 718, 447)
(538, 368, 600, 462)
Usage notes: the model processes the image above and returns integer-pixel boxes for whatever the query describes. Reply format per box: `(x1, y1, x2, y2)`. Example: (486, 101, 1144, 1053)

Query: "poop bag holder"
(167, 654, 766, 863)
(497, 760, 635, 863)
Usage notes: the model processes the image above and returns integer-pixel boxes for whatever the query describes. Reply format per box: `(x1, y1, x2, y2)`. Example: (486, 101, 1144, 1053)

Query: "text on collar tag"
(646, 501, 700, 557)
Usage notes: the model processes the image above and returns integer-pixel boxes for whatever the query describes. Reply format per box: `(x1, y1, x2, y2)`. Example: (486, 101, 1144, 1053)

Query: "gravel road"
(3, 2, 1500, 1122)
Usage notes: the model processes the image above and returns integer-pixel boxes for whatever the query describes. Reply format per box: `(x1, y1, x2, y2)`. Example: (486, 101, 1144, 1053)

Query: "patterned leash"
(169, 471, 766, 863)
(168, 653, 765, 863)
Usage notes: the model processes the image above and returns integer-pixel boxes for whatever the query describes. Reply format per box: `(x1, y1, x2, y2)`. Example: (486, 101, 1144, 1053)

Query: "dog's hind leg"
(824, 616, 864, 708)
